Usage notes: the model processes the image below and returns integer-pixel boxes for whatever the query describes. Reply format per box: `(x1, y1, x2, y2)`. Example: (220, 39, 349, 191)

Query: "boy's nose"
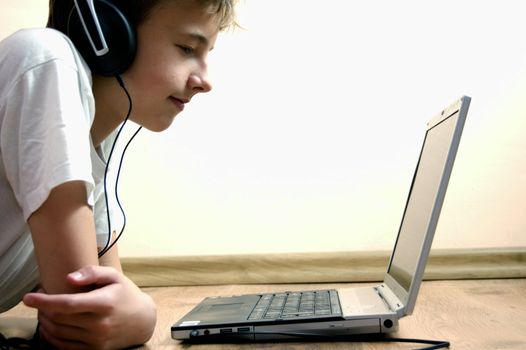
(189, 72, 212, 93)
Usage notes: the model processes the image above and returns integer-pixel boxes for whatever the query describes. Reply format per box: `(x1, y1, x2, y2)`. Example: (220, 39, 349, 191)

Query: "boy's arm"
(29, 180, 124, 283)
(25, 180, 156, 349)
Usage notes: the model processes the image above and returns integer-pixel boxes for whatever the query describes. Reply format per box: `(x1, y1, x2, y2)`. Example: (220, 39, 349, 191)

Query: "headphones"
(67, 0, 137, 76)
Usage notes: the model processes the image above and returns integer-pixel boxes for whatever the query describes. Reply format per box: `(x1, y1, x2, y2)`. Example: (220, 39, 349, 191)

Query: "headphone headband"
(73, 0, 110, 56)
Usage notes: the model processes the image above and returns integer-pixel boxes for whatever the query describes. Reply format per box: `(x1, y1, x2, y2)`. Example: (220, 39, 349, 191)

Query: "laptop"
(171, 96, 471, 341)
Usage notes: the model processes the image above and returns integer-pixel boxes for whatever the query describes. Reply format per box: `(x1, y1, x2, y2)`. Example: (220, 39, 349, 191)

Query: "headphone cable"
(98, 75, 141, 258)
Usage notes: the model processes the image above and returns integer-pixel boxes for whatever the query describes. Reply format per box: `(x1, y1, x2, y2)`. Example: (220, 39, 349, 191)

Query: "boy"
(0, 0, 237, 348)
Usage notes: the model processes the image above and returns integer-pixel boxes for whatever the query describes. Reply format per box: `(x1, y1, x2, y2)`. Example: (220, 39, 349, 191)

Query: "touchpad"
(189, 295, 260, 322)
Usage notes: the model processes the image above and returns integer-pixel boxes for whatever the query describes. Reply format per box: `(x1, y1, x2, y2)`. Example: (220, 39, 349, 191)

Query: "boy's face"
(122, 0, 219, 131)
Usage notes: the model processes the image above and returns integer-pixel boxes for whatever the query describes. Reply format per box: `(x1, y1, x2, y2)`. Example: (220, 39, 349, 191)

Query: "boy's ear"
(68, 0, 137, 76)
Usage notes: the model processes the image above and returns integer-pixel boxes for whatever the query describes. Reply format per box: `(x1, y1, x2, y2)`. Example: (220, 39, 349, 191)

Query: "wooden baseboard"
(121, 247, 526, 287)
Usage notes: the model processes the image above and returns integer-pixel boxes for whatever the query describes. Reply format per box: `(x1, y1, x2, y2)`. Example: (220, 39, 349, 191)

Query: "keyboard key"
(247, 290, 341, 320)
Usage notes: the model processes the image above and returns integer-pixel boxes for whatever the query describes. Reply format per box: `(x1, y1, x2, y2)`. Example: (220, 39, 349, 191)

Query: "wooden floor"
(1, 279, 525, 349)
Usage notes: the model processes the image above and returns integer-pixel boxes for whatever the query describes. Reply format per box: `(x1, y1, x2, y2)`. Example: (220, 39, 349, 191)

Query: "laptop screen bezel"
(383, 96, 471, 315)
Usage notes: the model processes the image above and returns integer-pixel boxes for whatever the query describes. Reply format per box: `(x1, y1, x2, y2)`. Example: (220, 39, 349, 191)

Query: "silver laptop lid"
(383, 96, 471, 315)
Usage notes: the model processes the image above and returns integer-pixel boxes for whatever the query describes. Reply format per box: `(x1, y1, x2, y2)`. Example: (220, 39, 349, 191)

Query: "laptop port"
(237, 327, 250, 332)
(220, 328, 233, 334)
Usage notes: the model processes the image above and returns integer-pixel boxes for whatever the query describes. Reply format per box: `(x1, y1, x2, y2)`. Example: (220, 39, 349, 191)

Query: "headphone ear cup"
(68, 0, 136, 76)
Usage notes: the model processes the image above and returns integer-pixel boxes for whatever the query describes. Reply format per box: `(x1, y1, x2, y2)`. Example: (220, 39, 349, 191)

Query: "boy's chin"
(143, 116, 177, 133)
(138, 113, 179, 132)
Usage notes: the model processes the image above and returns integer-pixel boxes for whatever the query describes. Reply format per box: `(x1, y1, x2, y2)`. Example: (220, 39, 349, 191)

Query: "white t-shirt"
(0, 28, 117, 312)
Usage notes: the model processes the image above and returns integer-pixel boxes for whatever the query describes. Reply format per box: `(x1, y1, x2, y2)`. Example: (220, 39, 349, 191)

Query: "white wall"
(2, 0, 526, 257)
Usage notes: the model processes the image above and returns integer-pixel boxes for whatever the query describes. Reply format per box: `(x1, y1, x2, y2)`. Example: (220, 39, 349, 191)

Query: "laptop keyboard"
(248, 290, 342, 320)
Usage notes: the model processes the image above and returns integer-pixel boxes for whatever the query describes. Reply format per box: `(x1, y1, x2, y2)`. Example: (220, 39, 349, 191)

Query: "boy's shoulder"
(0, 28, 81, 72)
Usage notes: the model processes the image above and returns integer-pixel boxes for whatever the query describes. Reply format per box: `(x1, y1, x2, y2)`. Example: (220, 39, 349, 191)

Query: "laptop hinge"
(375, 284, 404, 316)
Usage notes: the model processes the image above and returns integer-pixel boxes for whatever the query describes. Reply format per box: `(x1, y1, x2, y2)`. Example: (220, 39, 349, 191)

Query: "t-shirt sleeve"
(1, 58, 94, 220)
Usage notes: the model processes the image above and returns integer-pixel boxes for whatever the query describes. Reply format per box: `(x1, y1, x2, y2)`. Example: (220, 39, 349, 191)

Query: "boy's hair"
(47, 0, 238, 33)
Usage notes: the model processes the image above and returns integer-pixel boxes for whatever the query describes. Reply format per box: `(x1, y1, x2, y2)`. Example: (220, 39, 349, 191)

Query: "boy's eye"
(177, 45, 194, 56)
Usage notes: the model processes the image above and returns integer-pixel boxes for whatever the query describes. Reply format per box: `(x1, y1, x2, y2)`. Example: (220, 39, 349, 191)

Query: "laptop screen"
(387, 110, 460, 291)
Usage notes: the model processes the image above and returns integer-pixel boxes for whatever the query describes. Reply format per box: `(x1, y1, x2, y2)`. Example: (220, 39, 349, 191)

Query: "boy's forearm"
(27, 180, 100, 294)
(98, 231, 123, 272)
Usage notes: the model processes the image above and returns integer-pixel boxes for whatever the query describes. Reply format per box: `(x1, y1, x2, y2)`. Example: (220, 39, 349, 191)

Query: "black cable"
(252, 332, 450, 349)
(190, 331, 450, 350)
(380, 336, 449, 350)
(101, 123, 142, 255)
(98, 75, 142, 257)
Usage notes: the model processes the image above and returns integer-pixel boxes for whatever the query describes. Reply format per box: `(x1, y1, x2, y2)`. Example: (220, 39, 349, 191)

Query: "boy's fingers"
(67, 265, 121, 286)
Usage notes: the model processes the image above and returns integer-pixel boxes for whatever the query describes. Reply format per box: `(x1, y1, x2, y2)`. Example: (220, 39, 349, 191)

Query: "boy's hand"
(23, 265, 157, 350)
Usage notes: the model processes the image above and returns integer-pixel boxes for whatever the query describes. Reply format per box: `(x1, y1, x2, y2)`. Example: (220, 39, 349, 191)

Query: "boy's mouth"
(169, 96, 188, 111)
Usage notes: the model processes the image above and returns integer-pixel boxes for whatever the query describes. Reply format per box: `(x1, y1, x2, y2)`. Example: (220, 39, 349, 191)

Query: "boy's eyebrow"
(186, 32, 210, 46)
